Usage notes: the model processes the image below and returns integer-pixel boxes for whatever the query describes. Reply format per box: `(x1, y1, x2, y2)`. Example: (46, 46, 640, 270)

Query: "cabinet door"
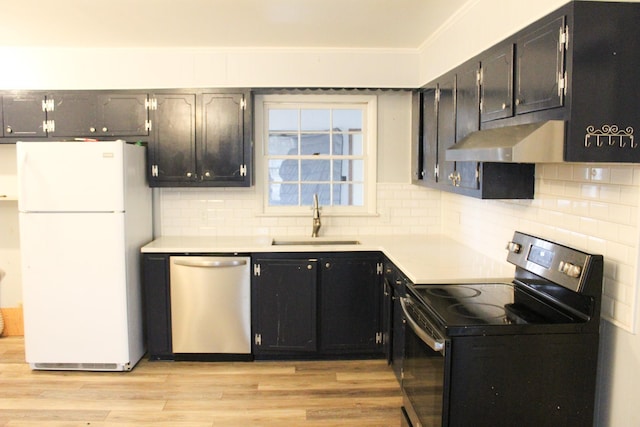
(481, 44, 514, 122)
(437, 75, 456, 188)
(149, 93, 197, 185)
(319, 256, 381, 354)
(515, 16, 566, 114)
(200, 92, 247, 184)
(455, 63, 480, 191)
(98, 93, 149, 136)
(421, 88, 438, 184)
(253, 259, 317, 354)
(48, 93, 97, 137)
(2, 94, 47, 138)
(142, 254, 173, 360)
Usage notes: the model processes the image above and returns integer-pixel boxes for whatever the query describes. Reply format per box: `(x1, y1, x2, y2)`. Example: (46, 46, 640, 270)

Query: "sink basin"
(271, 238, 360, 246)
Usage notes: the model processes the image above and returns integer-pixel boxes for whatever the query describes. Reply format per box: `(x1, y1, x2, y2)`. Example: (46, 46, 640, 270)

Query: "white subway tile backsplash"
(439, 163, 640, 332)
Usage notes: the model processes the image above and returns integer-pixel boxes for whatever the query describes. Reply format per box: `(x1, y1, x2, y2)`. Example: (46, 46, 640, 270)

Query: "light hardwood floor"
(0, 337, 402, 426)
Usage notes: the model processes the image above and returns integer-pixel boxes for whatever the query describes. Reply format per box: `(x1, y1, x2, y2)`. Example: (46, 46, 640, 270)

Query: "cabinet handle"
(325, 262, 331, 269)
(307, 264, 313, 270)
(89, 127, 96, 133)
(501, 103, 507, 109)
(5, 126, 12, 134)
(204, 171, 211, 177)
(102, 127, 108, 132)
(515, 98, 523, 106)
(186, 172, 193, 178)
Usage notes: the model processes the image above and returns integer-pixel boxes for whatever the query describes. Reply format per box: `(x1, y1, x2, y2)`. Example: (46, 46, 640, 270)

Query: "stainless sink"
(271, 238, 360, 246)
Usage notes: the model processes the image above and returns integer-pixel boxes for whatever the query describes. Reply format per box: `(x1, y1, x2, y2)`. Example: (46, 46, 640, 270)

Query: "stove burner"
(447, 303, 507, 320)
(426, 286, 481, 299)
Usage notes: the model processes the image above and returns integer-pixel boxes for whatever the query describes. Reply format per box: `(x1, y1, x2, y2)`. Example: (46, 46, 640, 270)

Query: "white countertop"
(141, 234, 515, 284)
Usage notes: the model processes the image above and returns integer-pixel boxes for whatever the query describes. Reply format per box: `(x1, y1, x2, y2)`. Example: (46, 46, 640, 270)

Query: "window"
(255, 94, 377, 216)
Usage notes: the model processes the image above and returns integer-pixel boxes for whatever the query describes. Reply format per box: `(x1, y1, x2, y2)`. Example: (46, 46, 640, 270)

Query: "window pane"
(268, 135, 298, 155)
(333, 109, 362, 131)
(333, 159, 364, 182)
(269, 109, 298, 132)
(345, 134, 363, 155)
(270, 158, 298, 182)
(334, 183, 364, 206)
(301, 159, 330, 182)
(272, 183, 299, 206)
(301, 109, 330, 131)
(301, 184, 330, 206)
(301, 134, 330, 155)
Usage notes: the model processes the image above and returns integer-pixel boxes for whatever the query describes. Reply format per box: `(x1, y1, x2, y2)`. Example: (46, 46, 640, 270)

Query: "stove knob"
(506, 241, 521, 254)
(559, 261, 582, 278)
(566, 264, 582, 278)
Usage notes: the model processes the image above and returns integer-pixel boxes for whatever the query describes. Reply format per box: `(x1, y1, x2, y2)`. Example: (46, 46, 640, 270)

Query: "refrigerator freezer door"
(17, 140, 125, 212)
(20, 212, 137, 369)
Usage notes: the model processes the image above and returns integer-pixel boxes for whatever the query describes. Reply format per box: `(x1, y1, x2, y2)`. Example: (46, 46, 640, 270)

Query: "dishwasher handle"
(172, 259, 248, 268)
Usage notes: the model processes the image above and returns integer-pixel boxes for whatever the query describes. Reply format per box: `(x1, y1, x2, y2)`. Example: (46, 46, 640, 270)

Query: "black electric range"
(400, 231, 604, 427)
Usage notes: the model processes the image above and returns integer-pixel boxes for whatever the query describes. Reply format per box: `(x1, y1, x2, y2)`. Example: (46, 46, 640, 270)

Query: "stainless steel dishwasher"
(169, 256, 251, 355)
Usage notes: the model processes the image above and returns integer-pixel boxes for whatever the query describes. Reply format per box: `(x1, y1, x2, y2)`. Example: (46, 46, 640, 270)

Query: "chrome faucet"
(311, 193, 321, 237)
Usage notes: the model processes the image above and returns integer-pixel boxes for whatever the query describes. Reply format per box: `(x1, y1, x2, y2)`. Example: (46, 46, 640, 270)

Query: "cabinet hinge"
(375, 332, 383, 344)
(558, 72, 567, 97)
(145, 119, 152, 132)
(376, 263, 383, 275)
(146, 98, 158, 110)
(254, 334, 262, 346)
(559, 25, 569, 50)
(434, 164, 439, 180)
(240, 97, 247, 110)
(253, 263, 261, 276)
(240, 164, 247, 177)
(435, 88, 441, 102)
(151, 164, 159, 177)
(41, 99, 55, 112)
(477, 68, 482, 84)
(43, 120, 55, 133)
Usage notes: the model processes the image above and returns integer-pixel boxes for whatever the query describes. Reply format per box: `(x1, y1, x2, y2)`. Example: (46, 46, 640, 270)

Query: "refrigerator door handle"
(172, 259, 247, 268)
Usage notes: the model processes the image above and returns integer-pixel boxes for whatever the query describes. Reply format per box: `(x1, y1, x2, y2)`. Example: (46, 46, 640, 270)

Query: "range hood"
(446, 120, 565, 163)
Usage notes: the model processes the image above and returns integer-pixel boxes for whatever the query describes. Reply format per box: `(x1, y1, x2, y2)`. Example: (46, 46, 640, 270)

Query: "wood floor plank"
(0, 337, 402, 426)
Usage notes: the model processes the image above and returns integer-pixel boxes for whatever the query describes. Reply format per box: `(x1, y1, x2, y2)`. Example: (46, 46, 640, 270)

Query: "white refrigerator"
(17, 140, 152, 371)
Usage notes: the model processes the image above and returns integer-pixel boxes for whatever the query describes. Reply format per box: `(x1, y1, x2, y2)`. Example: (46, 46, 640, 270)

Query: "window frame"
(255, 94, 378, 217)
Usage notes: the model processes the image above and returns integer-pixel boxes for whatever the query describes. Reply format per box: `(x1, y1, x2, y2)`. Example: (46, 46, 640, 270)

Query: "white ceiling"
(0, 0, 469, 49)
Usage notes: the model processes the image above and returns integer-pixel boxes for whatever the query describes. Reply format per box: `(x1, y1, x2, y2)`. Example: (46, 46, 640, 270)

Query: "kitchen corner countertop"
(141, 234, 515, 284)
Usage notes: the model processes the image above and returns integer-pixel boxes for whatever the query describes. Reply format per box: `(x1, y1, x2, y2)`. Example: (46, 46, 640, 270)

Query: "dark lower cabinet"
(319, 255, 382, 354)
(252, 258, 318, 354)
(142, 254, 173, 360)
(252, 252, 385, 359)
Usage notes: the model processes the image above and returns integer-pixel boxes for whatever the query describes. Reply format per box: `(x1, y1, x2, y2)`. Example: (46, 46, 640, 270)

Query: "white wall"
(0, 47, 420, 90)
(417, 1, 640, 426)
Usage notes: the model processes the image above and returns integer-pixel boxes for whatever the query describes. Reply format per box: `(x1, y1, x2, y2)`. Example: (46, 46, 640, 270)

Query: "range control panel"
(505, 231, 600, 293)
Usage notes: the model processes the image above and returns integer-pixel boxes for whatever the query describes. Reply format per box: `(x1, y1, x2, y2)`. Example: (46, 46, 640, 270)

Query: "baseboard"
(0, 306, 24, 336)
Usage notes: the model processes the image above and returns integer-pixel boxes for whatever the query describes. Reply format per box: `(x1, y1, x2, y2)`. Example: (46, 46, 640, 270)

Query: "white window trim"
(255, 93, 378, 217)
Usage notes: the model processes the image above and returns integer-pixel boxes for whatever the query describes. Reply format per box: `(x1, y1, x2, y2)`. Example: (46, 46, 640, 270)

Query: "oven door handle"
(400, 296, 445, 353)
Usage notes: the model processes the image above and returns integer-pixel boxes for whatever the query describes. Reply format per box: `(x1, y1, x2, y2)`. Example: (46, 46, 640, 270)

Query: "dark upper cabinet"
(437, 74, 456, 189)
(148, 89, 251, 187)
(515, 16, 566, 115)
(480, 43, 514, 122)
(48, 92, 149, 138)
(421, 88, 438, 184)
(252, 257, 318, 355)
(455, 63, 480, 191)
(148, 93, 198, 185)
(200, 92, 249, 184)
(1, 94, 47, 139)
(418, 66, 534, 199)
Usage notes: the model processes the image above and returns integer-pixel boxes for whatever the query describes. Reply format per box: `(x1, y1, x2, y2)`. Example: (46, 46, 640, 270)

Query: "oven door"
(400, 293, 447, 427)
